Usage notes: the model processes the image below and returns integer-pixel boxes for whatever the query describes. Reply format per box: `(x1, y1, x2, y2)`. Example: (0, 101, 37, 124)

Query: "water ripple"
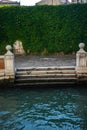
(0, 87, 87, 130)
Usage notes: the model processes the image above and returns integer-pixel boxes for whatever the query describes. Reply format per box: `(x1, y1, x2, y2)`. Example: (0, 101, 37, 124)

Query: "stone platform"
(15, 55, 76, 68)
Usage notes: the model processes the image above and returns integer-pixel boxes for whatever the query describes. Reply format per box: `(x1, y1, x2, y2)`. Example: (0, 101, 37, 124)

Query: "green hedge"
(0, 4, 87, 55)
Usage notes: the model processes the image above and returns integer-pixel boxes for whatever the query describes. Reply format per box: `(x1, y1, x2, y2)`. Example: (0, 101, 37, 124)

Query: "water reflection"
(0, 86, 87, 130)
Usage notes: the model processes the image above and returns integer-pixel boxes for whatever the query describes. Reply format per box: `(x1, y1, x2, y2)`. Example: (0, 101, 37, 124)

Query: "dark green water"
(0, 86, 87, 130)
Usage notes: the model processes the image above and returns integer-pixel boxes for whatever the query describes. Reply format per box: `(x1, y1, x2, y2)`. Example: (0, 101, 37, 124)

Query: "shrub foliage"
(0, 4, 87, 54)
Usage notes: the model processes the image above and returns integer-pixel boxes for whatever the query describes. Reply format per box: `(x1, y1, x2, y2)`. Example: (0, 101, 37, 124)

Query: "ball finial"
(6, 45, 12, 51)
(79, 43, 85, 49)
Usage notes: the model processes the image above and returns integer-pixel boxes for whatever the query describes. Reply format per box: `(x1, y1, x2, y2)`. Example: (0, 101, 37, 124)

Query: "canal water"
(0, 86, 87, 130)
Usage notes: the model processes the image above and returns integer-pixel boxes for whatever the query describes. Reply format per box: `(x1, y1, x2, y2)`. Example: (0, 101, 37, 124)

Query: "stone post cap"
(5, 45, 13, 55)
(79, 43, 85, 49)
(78, 43, 86, 53)
(6, 45, 12, 51)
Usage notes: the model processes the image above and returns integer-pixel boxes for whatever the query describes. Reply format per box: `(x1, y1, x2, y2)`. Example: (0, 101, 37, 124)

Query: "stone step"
(15, 77, 77, 82)
(15, 73, 76, 79)
(14, 77, 77, 86)
(15, 66, 76, 86)
(16, 66, 75, 71)
(15, 73, 76, 80)
(14, 81, 77, 87)
(16, 70, 76, 76)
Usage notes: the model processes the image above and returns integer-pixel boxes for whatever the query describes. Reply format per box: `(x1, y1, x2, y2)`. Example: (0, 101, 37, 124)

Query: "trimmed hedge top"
(0, 4, 87, 54)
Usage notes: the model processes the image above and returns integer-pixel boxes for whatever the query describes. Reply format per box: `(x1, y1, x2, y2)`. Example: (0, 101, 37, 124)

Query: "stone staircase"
(14, 66, 77, 86)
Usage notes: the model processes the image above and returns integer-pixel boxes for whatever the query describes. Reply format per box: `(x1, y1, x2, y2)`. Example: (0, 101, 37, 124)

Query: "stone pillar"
(4, 45, 15, 79)
(76, 43, 87, 77)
